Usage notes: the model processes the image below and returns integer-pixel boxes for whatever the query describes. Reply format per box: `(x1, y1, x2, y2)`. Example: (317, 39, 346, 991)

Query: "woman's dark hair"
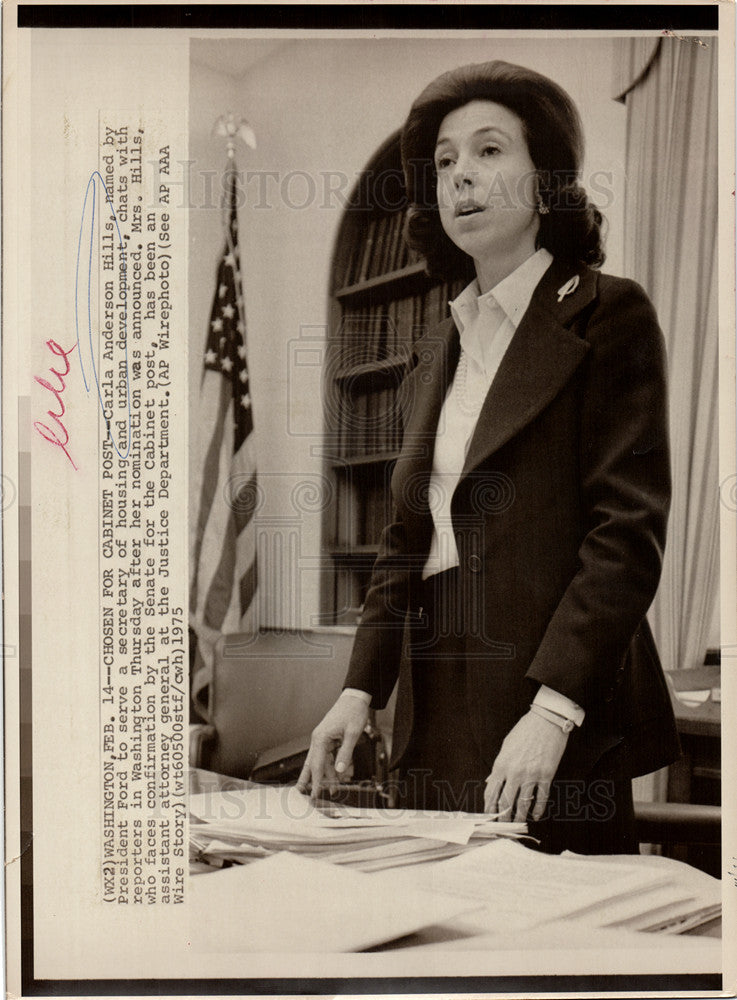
(401, 60, 605, 279)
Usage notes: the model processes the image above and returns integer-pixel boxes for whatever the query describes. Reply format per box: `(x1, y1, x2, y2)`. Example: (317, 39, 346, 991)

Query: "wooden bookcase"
(320, 131, 465, 625)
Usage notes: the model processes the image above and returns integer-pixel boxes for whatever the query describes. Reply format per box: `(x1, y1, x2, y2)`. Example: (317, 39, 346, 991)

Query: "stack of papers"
(189, 851, 480, 953)
(187, 837, 721, 953)
(190, 784, 721, 940)
(190, 785, 530, 872)
(388, 839, 721, 936)
(667, 666, 720, 707)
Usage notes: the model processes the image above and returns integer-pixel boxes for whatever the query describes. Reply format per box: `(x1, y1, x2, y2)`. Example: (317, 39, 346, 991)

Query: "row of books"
(335, 385, 403, 459)
(336, 280, 463, 372)
(333, 567, 370, 625)
(342, 211, 414, 287)
(332, 472, 393, 549)
(355, 480, 392, 548)
(335, 309, 393, 372)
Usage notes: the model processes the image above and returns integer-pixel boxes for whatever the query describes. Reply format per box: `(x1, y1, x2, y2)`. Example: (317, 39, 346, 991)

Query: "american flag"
(190, 168, 258, 718)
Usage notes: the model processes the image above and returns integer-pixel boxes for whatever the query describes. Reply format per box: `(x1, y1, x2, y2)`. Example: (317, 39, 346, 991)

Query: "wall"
(189, 37, 626, 629)
(188, 60, 244, 548)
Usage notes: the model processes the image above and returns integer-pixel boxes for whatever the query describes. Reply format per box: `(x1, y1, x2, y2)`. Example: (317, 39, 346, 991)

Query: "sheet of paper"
(391, 839, 673, 931)
(312, 838, 462, 867)
(638, 904, 723, 935)
(190, 785, 326, 825)
(188, 850, 479, 953)
(380, 907, 723, 957)
(190, 785, 519, 845)
(559, 851, 722, 933)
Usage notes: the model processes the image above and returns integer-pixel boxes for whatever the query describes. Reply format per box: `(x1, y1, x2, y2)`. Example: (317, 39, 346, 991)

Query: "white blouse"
(422, 248, 554, 579)
(344, 248, 584, 726)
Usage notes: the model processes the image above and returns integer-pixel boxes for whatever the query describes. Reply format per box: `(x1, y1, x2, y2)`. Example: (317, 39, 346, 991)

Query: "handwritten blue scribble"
(75, 171, 131, 459)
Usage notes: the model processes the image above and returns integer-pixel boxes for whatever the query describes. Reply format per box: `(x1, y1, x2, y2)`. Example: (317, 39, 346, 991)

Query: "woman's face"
(434, 100, 540, 268)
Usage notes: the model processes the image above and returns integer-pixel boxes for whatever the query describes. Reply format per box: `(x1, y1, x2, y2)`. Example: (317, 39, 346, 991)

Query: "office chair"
(189, 629, 392, 803)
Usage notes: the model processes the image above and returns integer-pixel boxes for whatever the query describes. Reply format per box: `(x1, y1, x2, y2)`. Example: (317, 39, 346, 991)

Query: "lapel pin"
(557, 274, 580, 303)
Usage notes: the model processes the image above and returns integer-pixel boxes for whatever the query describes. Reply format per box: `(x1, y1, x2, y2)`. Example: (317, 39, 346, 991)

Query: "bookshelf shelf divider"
(321, 130, 459, 626)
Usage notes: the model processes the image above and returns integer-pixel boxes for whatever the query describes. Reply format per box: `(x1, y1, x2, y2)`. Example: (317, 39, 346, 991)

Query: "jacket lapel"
(460, 260, 596, 480)
(392, 316, 460, 522)
(391, 260, 599, 523)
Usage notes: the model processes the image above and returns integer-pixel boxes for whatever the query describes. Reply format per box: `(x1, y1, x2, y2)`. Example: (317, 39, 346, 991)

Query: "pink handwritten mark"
(33, 340, 78, 470)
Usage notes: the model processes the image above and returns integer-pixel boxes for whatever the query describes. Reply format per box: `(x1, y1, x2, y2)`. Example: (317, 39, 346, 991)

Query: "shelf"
(692, 766, 721, 782)
(335, 356, 409, 392)
(335, 262, 430, 305)
(308, 619, 359, 634)
(329, 452, 398, 469)
(335, 354, 409, 388)
(329, 546, 380, 560)
(333, 608, 363, 627)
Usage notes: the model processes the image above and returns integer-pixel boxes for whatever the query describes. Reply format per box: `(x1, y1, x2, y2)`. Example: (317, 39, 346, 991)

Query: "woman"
(298, 60, 680, 854)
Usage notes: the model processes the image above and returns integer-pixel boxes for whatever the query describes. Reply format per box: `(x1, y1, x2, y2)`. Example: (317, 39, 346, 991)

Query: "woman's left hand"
(484, 711, 569, 821)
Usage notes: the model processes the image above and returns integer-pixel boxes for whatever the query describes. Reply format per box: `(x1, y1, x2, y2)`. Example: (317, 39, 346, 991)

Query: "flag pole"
(213, 113, 257, 361)
(189, 113, 259, 721)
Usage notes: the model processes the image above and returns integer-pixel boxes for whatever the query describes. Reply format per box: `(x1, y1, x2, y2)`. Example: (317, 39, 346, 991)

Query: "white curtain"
(614, 37, 720, 799)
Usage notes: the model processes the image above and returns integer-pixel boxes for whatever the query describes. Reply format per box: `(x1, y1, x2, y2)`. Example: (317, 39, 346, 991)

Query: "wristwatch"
(530, 703, 576, 733)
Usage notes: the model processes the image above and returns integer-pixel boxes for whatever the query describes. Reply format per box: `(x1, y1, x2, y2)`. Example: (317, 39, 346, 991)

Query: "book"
(357, 216, 377, 283)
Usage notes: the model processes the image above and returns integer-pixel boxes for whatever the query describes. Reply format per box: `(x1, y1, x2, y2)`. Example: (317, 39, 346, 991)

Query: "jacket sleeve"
(525, 278, 671, 709)
(342, 506, 412, 709)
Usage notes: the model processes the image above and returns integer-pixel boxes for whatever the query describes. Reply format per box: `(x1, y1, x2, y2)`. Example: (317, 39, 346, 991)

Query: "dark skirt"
(393, 568, 637, 855)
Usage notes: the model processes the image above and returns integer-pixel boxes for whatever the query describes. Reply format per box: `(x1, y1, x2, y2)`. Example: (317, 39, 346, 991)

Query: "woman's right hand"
(296, 693, 370, 800)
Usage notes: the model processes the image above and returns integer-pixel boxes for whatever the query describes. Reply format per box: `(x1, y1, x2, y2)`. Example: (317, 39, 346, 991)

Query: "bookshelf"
(321, 131, 465, 625)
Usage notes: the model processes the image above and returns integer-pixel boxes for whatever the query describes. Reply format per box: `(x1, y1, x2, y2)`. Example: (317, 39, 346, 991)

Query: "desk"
(189, 768, 721, 952)
(666, 665, 721, 805)
(664, 666, 721, 876)
(374, 910, 722, 957)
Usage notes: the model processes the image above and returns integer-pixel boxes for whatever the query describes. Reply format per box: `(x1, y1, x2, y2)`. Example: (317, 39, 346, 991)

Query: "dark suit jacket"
(344, 258, 681, 780)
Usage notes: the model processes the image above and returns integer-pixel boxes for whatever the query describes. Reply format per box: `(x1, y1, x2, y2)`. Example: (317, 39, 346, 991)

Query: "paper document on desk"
(192, 792, 479, 845)
(559, 851, 722, 934)
(395, 839, 674, 932)
(189, 850, 480, 953)
(190, 786, 527, 870)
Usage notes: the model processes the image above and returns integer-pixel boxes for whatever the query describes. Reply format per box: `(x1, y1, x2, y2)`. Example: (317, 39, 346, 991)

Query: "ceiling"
(190, 38, 290, 80)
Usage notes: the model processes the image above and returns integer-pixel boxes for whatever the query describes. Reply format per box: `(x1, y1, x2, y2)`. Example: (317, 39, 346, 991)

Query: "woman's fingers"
(321, 752, 340, 796)
(298, 733, 337, 800)
(531, 780, 551, 822)
(484, 761, 511, 816)
(485, 772, 550, 821)
(497, 776, 518, 820)
(483, 773, 503, 814)
(513, 787, 536, 822)
(485, 711, 569, 819)
(296, 743, 326, 798)
(295, 694, 370, 800)
(334, 727, 362, 777)
(498, 773, 537, 821)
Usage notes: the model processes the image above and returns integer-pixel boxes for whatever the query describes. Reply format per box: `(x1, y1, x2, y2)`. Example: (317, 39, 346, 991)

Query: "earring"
(537, 193, 550, 216)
